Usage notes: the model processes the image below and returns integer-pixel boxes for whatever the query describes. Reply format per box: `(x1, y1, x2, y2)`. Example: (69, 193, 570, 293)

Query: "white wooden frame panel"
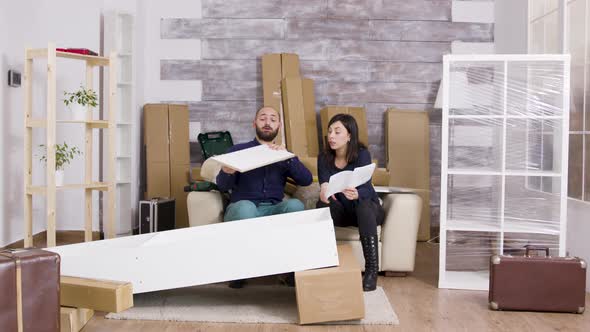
(48, 208, 339, 294)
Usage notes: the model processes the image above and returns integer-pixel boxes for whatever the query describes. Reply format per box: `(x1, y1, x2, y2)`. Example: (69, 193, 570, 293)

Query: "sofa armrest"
(380, 193, 423, 272)
(187, 191, 225, 227)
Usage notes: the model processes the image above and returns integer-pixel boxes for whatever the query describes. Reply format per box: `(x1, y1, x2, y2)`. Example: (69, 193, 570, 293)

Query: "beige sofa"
(187, 183, 423, 275)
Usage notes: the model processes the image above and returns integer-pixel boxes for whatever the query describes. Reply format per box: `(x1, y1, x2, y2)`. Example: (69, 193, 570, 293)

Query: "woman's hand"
(342, 187, 359, 200)
(320, 183, 331, 204)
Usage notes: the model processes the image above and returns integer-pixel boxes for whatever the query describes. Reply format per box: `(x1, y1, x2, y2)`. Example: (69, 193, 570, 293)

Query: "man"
(216, 106, 313, 288)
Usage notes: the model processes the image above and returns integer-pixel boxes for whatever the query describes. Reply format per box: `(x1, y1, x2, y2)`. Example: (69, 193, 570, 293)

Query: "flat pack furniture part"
(210, 144, 295, 173)
(0, 249, 61, 332)
(48, 208, 339, 294)
(489, 248, 586, 313)
(139, 198, 176, 234)
(60, 276, 133, 313)
(60, 307, 94, 332)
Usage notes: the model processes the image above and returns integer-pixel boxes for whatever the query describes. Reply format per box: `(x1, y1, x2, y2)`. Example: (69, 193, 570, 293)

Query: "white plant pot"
(70, 103, 89, 121)
(55, 170, 64, 186)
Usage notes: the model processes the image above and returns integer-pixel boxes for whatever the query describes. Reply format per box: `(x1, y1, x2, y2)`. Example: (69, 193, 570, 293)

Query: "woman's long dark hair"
(323, 113, 366, 166)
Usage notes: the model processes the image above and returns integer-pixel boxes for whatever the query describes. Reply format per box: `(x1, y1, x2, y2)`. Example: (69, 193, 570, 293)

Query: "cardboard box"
(302, 78, 319, 157)
(49, 209, 339, 294)
(282, 77, 308, 156)
(143, 104, 190, 228)
(372, 167, 390, 186)
(60, 307, 93, 332)
(171, 164, 190, 228)
(190, 166, 204, 182)
(281, 53, 300, 78)
(144, 104, 169, 164)
(299, 157, 318, 177)
(261, 54, 284, 145)
(60, 276, 133, 313)
(75, 308, 94, 329)
(295, 244, 364, 324)
(385, 108, 430, 241)
(60, 307, 79, 332)
(169, 104, 190, 166)
(320, 106, 369, 147)
(261, 53, 302, 147)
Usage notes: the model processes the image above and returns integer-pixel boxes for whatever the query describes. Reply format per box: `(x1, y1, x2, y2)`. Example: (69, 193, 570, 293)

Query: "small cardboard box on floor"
(295, 244, 364, 324)
(143, 103, 190, 229)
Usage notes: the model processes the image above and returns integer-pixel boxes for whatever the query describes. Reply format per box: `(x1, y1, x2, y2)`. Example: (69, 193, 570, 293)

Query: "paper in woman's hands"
(210, 144, 295, 173)
(325, 163, 376, 198)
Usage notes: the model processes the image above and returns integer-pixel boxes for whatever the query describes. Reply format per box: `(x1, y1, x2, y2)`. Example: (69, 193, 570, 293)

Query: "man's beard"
(256, 125, 279, 142)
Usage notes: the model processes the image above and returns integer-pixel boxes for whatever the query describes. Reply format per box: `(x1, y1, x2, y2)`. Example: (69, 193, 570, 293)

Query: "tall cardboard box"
(261, 54, 284, 145)
(295, 244, 364, 324)
(262, 53, 301, 146)
(320, 106, 369, 147)
(282, 77, 309, 156)
(144, 104, 170, 198)
(385, 108, 430, 241)
(281, 53, 300, 78)
(143, 104, 190, 229)
(302, 79, 319, 157)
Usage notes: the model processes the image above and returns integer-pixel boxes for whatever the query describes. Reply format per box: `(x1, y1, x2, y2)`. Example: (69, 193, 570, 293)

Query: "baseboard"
(2, 230, 101, 249)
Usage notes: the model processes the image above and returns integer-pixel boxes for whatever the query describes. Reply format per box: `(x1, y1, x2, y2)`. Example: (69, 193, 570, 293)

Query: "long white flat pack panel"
(211, 144, 295, 173)
(48, 208, 338, 293)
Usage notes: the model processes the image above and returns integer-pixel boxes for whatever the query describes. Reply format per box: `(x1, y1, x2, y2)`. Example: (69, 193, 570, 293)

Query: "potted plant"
(63, 85, 98, 121)
(39, 142, 82, 186)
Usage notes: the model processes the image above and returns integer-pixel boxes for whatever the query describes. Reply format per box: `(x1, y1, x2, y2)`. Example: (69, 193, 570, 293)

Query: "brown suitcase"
(489, 246, 587, 313)
(0, 249, 61, 332)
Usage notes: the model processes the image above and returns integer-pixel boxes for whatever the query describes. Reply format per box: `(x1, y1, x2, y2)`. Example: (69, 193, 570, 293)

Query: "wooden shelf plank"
(28, 119, 110, 128)
(26, 119, 47, 128)
(26, 48, 48, 59)
(56, 51, 110, 66)
(27, 183, 109, 195)
(26, 49, 110, 66)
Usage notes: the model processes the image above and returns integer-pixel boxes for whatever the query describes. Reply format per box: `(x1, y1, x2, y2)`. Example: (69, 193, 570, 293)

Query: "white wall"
(0, 0, 138, 247)
(494, 0, 529, 54)
(567, 199, 590, 291)
(141, 0, 202, 103)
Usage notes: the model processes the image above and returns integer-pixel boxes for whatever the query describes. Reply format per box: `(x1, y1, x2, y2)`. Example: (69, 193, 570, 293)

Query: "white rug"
(106, 284, 399, 325)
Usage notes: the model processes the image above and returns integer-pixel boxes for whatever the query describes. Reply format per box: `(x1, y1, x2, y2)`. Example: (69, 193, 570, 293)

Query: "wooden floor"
(82, 242, 590, 332)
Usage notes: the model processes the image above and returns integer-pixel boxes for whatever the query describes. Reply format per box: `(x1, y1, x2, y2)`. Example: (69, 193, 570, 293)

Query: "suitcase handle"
(524, 245, 549, 257)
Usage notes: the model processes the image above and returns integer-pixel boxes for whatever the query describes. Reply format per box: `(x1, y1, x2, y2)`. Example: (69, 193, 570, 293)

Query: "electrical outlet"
(189, 121, 201, 142)
(8, 70, 21, 87)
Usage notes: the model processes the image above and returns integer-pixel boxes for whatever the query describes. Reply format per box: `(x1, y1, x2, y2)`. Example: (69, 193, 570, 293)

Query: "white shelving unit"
(439, 54, 570, 291)
(103, 10, 135, 235)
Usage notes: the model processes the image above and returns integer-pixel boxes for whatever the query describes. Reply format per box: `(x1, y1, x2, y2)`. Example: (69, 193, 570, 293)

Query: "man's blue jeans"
(224, 199, 305, 222)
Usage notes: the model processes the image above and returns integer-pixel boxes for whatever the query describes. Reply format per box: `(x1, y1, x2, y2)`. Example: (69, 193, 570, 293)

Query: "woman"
(317, 113, 385, 291)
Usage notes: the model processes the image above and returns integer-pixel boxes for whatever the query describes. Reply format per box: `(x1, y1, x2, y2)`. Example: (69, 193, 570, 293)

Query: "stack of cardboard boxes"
(262, 54, 365, 323)
(143, 104, 190, 229)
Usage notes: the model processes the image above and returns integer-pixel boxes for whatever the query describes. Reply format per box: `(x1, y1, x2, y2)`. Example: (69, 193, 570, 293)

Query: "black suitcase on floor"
(139, 198, 176, 233)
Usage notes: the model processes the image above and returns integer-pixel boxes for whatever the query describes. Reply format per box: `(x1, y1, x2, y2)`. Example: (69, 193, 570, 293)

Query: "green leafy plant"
(39, 142, 82, 170)
(63, 85, 98, 108)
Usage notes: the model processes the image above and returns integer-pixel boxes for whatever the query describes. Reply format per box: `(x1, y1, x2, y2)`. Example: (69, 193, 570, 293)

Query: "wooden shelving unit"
(23, 42, 117, 248)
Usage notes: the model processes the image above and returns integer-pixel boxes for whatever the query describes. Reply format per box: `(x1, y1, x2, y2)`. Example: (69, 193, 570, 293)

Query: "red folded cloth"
(56, 48, 98, 56)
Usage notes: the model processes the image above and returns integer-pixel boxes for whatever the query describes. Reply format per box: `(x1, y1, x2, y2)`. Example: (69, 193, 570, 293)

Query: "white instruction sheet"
(326, 163, 376, 197)
(210, 144, 295, 173)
